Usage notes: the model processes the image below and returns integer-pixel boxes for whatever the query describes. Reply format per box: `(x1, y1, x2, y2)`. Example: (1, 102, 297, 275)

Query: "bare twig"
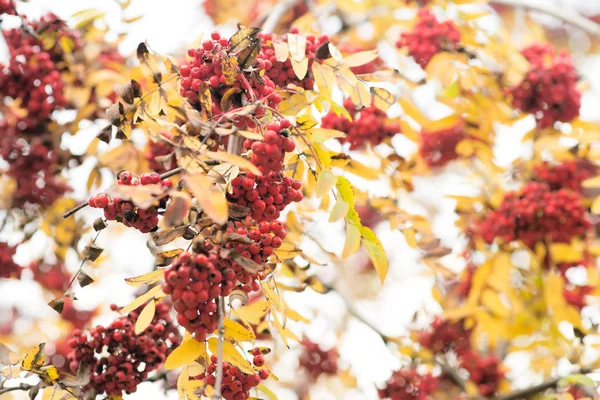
(212, 296, 225, 399)
(61, 229, 102, 297)
(493, 369, 591, 400)
(261, 0, 300, 34)
(63, 166, 186, 219)
(0, 383, 36, 395)
(490, 0, 600, 38)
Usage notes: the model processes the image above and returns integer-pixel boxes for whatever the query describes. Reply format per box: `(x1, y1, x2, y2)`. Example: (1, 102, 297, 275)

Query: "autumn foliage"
(2, 0, 600, 399)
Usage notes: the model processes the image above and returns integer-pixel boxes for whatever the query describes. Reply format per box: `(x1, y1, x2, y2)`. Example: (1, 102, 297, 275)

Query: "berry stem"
(0, 382, 37, 395)
(212, 296, 225, 400)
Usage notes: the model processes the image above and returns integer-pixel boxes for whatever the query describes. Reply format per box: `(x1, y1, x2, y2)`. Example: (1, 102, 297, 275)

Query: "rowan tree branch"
(0, 383, 36, 395)
(493, 368, 591, 400)
(490, 0, 600, 38)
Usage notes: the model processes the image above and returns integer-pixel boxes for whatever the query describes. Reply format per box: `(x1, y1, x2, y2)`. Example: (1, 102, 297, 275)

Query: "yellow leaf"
(361, 228, 388, 284)
(550, 241, 584, 263)
(592, 196, 600, 214)
(86, 167, 102, 191)
(582, 176, 600, 189)
(398, 98, 429, 127)
(341, 223, 361, 259)
(119, 285, 164, 314)
(257, 384, 279, 400)
(183, 173, 228, 225)
(310, 128, 345, 144)
(329, 198, 350, 222)
(342, 50, 379, 67)
(455, 139, 475, 157)
(165, 338, 206, 370)
(207, 338, 255, 374)
(371, 87, 395, 111)
(316, 169, 336, 197)
(135, 300, 156, 335)
(481, 289, 510, 317)
(284, 308, 310, 323)
(123, 14, 143, 23)
(331, 101, 353, 121)
(156, 249, 184, 266)
(273, 41, 289, 62)
(22, 343, 46, 371)
(205, 151, 261, 175)
(223, 318, 256, 342)
(291, 58, 309, 80)
(60, 36, 75, 54)
(350, 81, 371, 107)
(279, 94, 309, 115)
(125, 269, 164, 287)
(286, 33, 306, 62)
(233, 301, 269, 325)
(261, 280, 283, 313)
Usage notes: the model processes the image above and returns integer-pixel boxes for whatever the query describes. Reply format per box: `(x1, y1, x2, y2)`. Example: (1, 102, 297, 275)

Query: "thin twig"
(0, 383, 36, 395)
(61, 230, 102, 297)
(63, 166, 186, 219)
(261, 0, 300, 34)
(212, 296, 225, 399)
(490, 0, 600, 38)
(493, 369, 590, 400)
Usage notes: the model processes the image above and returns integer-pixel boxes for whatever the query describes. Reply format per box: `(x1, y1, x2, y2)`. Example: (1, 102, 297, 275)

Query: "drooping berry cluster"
(1, 140, 70, 208)
(456, 350, 504, 397)
(258, 29, 329, 89)
(88, 171, 172, 233)
(28, 261, 71, 292)
(298, 337, 339, 382)
(338, 43, 385, 75)
(242, 120, 296, 175)
(0, 242, 22, 279)
(145, 133, 177, 174)
(396, 9, 461, 68)
(321, 98, 400, 150)
(378, 368, 438, 400)
(477, 182, 590, 248)
(419, 123, 465, 167)
(563, 284, 594, 310)
(509, 44, 581, 128)
(195, 349, 270, 400)
(179, 31, 281, 128)
(533, 160, 596, 193)
(0, 0, 16, 15)
(162, 251, 233, 340)
(224, 219, 286, 268)
(229, 172, 303, 222)
(419, 317, 471, 354)
(67, 302, 181, 396)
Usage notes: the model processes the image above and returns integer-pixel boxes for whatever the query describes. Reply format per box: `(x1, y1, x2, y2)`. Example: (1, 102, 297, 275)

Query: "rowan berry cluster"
(298, 338, 339, 382)
(195, 350, 270, 400)
(533, 160, 596, 193)
(28, 261, 70, 292)
(563, 284, 594, 310)
(321, 98, 400, 150)
(88, 170, 172, 233)
(0, 0, 15, 15)
(179, 31, 281, 128)
(378, 368, 438, 400)
(338, 43, 384, 75)
(2, 140, 70, 208)
(229, 172, 303, 222)
(67, 302, 181, 396)
(419, 123, 465, 167)
(396, 9, 461, 68)
(258, 28, 329, 89)
(477, 182, 590, 248)
(509, 44, 581, 128)
(145, 133, 177, 174)
(224, 218, 286, 267)
(242, 120, 296, 175)
(456, 350, 504, 397)
(419, 317, 471, 354)
(0, 242, 21, 279)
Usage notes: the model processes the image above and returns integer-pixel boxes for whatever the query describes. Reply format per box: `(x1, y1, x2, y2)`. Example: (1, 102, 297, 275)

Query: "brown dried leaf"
(221, 56, 239, 86)
(82, 243, 103, 261)
(238, 43, 261, 70)
(220, 87, 243, 112)
(163, 192, 192, 227)
(229, 26, 261, 53)
(156, 249, 184, 266)
(48, 298, 64, 314)
(77, 270, 94, 288)
(97, 124, 113, 143)
(151, 225, 188, 246)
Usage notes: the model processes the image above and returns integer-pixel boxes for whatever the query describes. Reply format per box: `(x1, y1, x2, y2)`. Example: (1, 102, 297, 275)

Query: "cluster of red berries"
(179, 31, 281, 128)
(162, 251, 232, 340)
(0, 0, 15, 15)
(298, 338, 339, 382)
(88, 171, 172, 233)
(419, 123, 465, 167)
(338, 43, 384, 75)
(67, 302, 181, 396)
(321, 98, 400, 150)
(145, 133, 177, 174)
(533, 160, 596, 193)
(396, 9, 461, 68)
(229, 172, 303, 222)
(224, 218, 286, 268)
(477, 182, 590, 248)
(242, 120, 296, 175)
(509, 44, 581, 128)
(0, 242, 21, 279)
(419, 317, 471, 354)
(195, 349, 270, 400)
(28, 261, 70, 292)
(378, 368, 438, 400)
(2, 140, 70, 208)
(456, 350, 504, 397)
(258, 29, 329, 89)
(563, 284, 594, 310)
